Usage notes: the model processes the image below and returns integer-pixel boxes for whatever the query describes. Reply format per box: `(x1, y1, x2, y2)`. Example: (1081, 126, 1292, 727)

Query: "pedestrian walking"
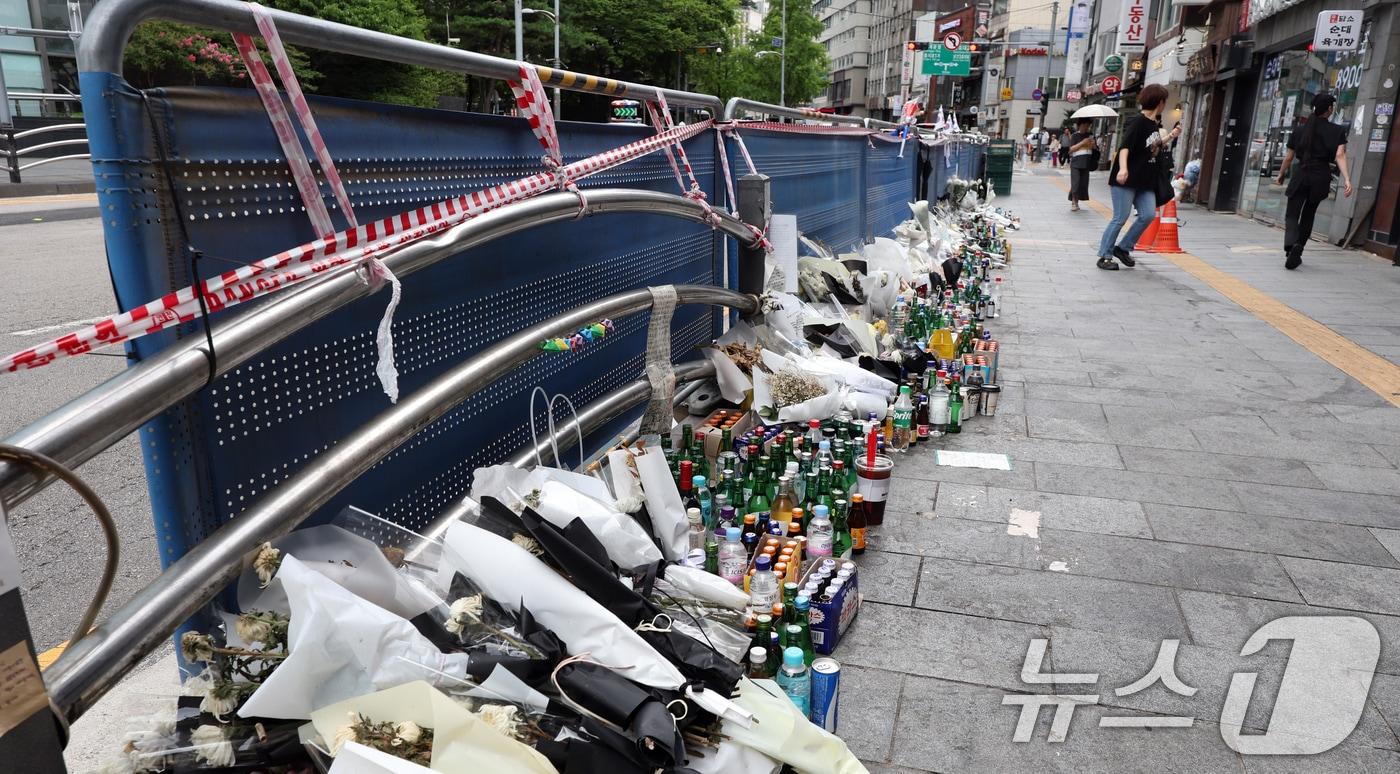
(1274, 93, 1353, 270)
(1049, 135, 1062, 167)
(1059, 128, 1072, 165)
(1067, 118, 1097, 211)
(1095, 84, 1180, 270)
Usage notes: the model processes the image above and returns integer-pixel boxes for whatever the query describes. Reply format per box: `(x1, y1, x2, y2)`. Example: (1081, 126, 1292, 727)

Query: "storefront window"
(1239, 46, 1364, 225)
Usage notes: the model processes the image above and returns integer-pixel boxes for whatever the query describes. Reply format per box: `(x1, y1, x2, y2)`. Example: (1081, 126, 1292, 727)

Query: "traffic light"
(968, 43, 979, 53)
(906, 41, 930, 51)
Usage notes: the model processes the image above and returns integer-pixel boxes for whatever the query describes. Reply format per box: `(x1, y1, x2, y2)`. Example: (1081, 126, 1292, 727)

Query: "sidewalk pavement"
(845, 169, 1400, 773)
(0, 158, 96, 198)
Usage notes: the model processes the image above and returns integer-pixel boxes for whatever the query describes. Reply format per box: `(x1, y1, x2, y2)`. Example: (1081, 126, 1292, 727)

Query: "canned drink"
(809, 657, 841, 731)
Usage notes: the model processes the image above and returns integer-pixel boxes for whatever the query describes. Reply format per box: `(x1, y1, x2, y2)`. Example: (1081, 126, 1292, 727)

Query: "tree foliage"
(748, 0, 828, 106)
(123, 21, 318, 90)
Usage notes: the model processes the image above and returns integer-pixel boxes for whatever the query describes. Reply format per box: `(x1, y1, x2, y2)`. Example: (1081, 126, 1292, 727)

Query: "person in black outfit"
(1067, 117, 1096, 211)
(1274, 93, 1354, 270)
(1095, 84, 1181, 270)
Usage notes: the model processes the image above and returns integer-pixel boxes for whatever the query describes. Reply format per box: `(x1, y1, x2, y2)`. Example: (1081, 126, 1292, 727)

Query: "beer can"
(809, 657, 841, 731)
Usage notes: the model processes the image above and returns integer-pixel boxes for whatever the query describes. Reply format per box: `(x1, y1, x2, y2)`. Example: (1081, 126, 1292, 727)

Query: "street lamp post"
(521, 6, 562, 118)
(780, 0, 786, 107)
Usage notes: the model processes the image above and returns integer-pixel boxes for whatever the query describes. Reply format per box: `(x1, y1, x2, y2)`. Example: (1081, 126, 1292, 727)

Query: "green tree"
(750, 1, 827, 106)
(688, 34, 758, 106)
(122, 21, 319, 90)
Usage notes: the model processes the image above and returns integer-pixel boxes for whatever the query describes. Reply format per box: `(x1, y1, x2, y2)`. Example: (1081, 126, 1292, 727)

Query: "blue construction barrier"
(923, 139, 987, 203)
(78, 73, 931, 573)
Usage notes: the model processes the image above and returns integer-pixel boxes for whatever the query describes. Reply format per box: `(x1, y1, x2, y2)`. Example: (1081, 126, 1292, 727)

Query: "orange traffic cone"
(1148, 199, 1184, 254)
(1135, 207, 1161, 251)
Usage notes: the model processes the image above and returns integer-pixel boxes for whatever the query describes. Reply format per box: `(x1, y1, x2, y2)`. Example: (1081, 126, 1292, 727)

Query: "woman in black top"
(1095, 84, 1181, 270)
(1274, 93, 1353, 269)
(1067, 117, 1096, 211)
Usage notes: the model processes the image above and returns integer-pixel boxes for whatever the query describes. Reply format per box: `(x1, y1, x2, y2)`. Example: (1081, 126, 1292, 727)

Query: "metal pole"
(0, 59, 11, 129)
(552, 0, 561, 118)
(779, 0, 786, 107)
(514, 0, 523, 61)
(736, 173, 770, 299)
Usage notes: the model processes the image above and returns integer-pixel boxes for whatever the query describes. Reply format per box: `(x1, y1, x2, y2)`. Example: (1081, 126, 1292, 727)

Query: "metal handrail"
(4, 92, 83, 102)
(14, 137, 88, 156)
(79, 0, 724, 114)
(43, 286, 756, 721)
(11, 123, 86, 141)
(17, 153, 90, 171)
(724, 97, 866, 126)
(0, 188, 760, 511)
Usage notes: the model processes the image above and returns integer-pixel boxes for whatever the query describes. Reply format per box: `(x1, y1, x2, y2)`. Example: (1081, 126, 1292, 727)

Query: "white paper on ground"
(701, 346, 753, 403)
(312, 681, 558, 774)
(769, 214, 799, 293)
(471, 464, 614, 508)
(329, 741, 431, 774)
(605, 449, 645, 512)
(439, 521, 685, 689)
(634, 447, 689, 563)
(724, 678, 868, 774)
(660, 564, 749, 610)
(1007, 508, 1041, 539)
(238, 525, 440, 621)
(239, 557, 472, 720)
(687, 739, 783, 774)
(532, 480, 664, 567)
(934, 450, 1012, 470)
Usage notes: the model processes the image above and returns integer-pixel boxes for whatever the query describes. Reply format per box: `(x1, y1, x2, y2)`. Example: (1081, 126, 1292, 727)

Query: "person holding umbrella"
(1274, 93, 1353, 270)
(1095, 85, 1180, 270)
(1067, 116, 1098, 211)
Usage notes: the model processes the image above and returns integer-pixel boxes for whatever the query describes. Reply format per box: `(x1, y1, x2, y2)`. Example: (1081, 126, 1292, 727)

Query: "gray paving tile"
(1229, 482, 1400, 530)
(1022, 398, 1109, 421)
(915, 556, 1186, 640)
(997, 366, 1094, 387)
(1029, 414, 1204, 451)
(1176, 590, 1400, 677)
(1144, 503, 1400, 567)
(1026, 382, 1177, 408)
(1039, 528, 1302, 602)
(837, 664, 902, 763)
(1371, 673, 1400, 742)
(890, 676, 1244, 773)
(897, 455, 1037, 489)
(837, 601, 1050, 692)
(1259, 415, 1400, 448)
(934, 484, 1153, 538)
(1035, 462, 1244, 511)
(1238, 743, 1400, 773)
(937, 434, 1124, 469)
(870, 511, 1042, 569)
(859, 764, 930, 774)
(1373, 444, 1400, 469)
(1103, 402, 1274, 435)
(1120, 446, 1326, 487)
(858, 550, 922, 606)
(1190, 428, 1395, 468)
(1278, 557, 1400, 616)
(1371, 528, 1400, 563)
(1326, 404, 1400, 429)
(1306, 461, 1400, 497)
(886, 476, 937, 514)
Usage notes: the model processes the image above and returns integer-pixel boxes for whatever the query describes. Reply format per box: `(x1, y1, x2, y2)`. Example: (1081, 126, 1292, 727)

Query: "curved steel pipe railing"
(43, 286, 755, 721)
(78, 0, 723, 113)
(0, 189, 759, 511)
(722, 97, 867, 126)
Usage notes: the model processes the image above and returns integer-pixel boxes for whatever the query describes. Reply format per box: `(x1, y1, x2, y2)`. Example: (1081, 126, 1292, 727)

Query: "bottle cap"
(693, 475, 706, 488)
(779, 474, 790, 484)
(772, 602, 785, 616)
(814, 504, 829, 518)
(725, 527, 741, 541)
(744, 513, 757, 524)
(755, 555, 772, 571)
(819, 440, 831, 451)
(680, 460, 692, 473)
(756, 613, 772, 625)
(783, 646, 805, 668)
(773, 562, 787, 575)
(687, 507, 701, 520)
(809, 419, 820, 428)
(791, 507, 804, 519)
(749, 646, 766, 662)
(784, 581, 800, 593)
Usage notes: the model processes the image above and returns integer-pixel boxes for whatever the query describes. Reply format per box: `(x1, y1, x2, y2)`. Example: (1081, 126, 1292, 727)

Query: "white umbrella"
(1072, 104, 1118, 119)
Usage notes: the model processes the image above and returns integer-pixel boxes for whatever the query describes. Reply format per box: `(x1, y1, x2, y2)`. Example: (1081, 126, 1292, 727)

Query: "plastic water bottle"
(748, 555, 780, 617)
(988, 276, 1003, 318)
(807, 504, 834, 559)
(686, 507, 706, 561)
(776, 646, 811, 715)
(693, 474, 713, 528)
(891, 295, 910, 340)
(718, 527, 747, 585)
(929, 371, 950, 436)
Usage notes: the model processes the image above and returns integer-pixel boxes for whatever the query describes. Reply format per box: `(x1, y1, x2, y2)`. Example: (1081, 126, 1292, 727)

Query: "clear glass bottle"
(807, 504, 834, 559)
(748, 554, 781, 618)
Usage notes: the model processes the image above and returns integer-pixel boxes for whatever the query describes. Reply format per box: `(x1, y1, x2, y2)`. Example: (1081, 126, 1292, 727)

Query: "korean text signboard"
(922, 49, 973, 77)
(1117, 0, 1147, 52)
(1313, 10, 1362, 51)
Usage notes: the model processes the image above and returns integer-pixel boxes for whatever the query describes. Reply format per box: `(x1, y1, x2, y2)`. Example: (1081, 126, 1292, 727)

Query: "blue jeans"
(1098, 185, 1157, 258)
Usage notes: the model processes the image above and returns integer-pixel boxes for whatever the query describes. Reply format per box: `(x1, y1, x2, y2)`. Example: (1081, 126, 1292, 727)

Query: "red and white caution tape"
(235, 4, 403, 401)
(508, 64, 588, 215)
(2, 118, 713, 373)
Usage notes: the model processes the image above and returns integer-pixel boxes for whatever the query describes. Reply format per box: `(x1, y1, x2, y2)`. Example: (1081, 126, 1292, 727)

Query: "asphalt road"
(0, 196, 161, 653)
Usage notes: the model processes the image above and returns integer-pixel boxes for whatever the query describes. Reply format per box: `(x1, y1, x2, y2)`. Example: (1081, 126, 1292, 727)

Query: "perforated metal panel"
(865, 139, 918, 239)
(728, 128, 867, 251)
(81, 75, 719, 558)
(924, 140, 986, 204)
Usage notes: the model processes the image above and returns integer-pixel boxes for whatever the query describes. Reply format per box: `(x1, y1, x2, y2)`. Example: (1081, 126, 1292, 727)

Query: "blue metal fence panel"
(728, 129, 866, 252)
(82, 78, 719, 559)
(865, 138, 918, 239)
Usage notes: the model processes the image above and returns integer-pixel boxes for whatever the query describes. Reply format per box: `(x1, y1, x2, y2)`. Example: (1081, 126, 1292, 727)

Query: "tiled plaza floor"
(842, 168, 1400, 773)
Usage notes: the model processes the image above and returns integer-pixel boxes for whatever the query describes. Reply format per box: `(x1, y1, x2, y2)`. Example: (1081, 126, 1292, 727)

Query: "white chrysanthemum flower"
(331, 719, 359, 755)
(473, 704, 522, 738)
(234, 614, 274, 646)
(444, 594, 483, 636)
(96, 754, 140, 774)
(510, 533, 544, 557)
(199, 689, 239, 720)
(190, 724, 235, 768)
(613, 493, 646, 513)
(179, 632, 215, 664)
(180, 668, 216, 697)
(252, 542, 282, 587)
(395, 721, 423, 745)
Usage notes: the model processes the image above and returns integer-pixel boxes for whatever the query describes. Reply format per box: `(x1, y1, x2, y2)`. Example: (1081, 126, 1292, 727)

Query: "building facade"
(1, 0, 90, 117)
(814, 0, 873, 115)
